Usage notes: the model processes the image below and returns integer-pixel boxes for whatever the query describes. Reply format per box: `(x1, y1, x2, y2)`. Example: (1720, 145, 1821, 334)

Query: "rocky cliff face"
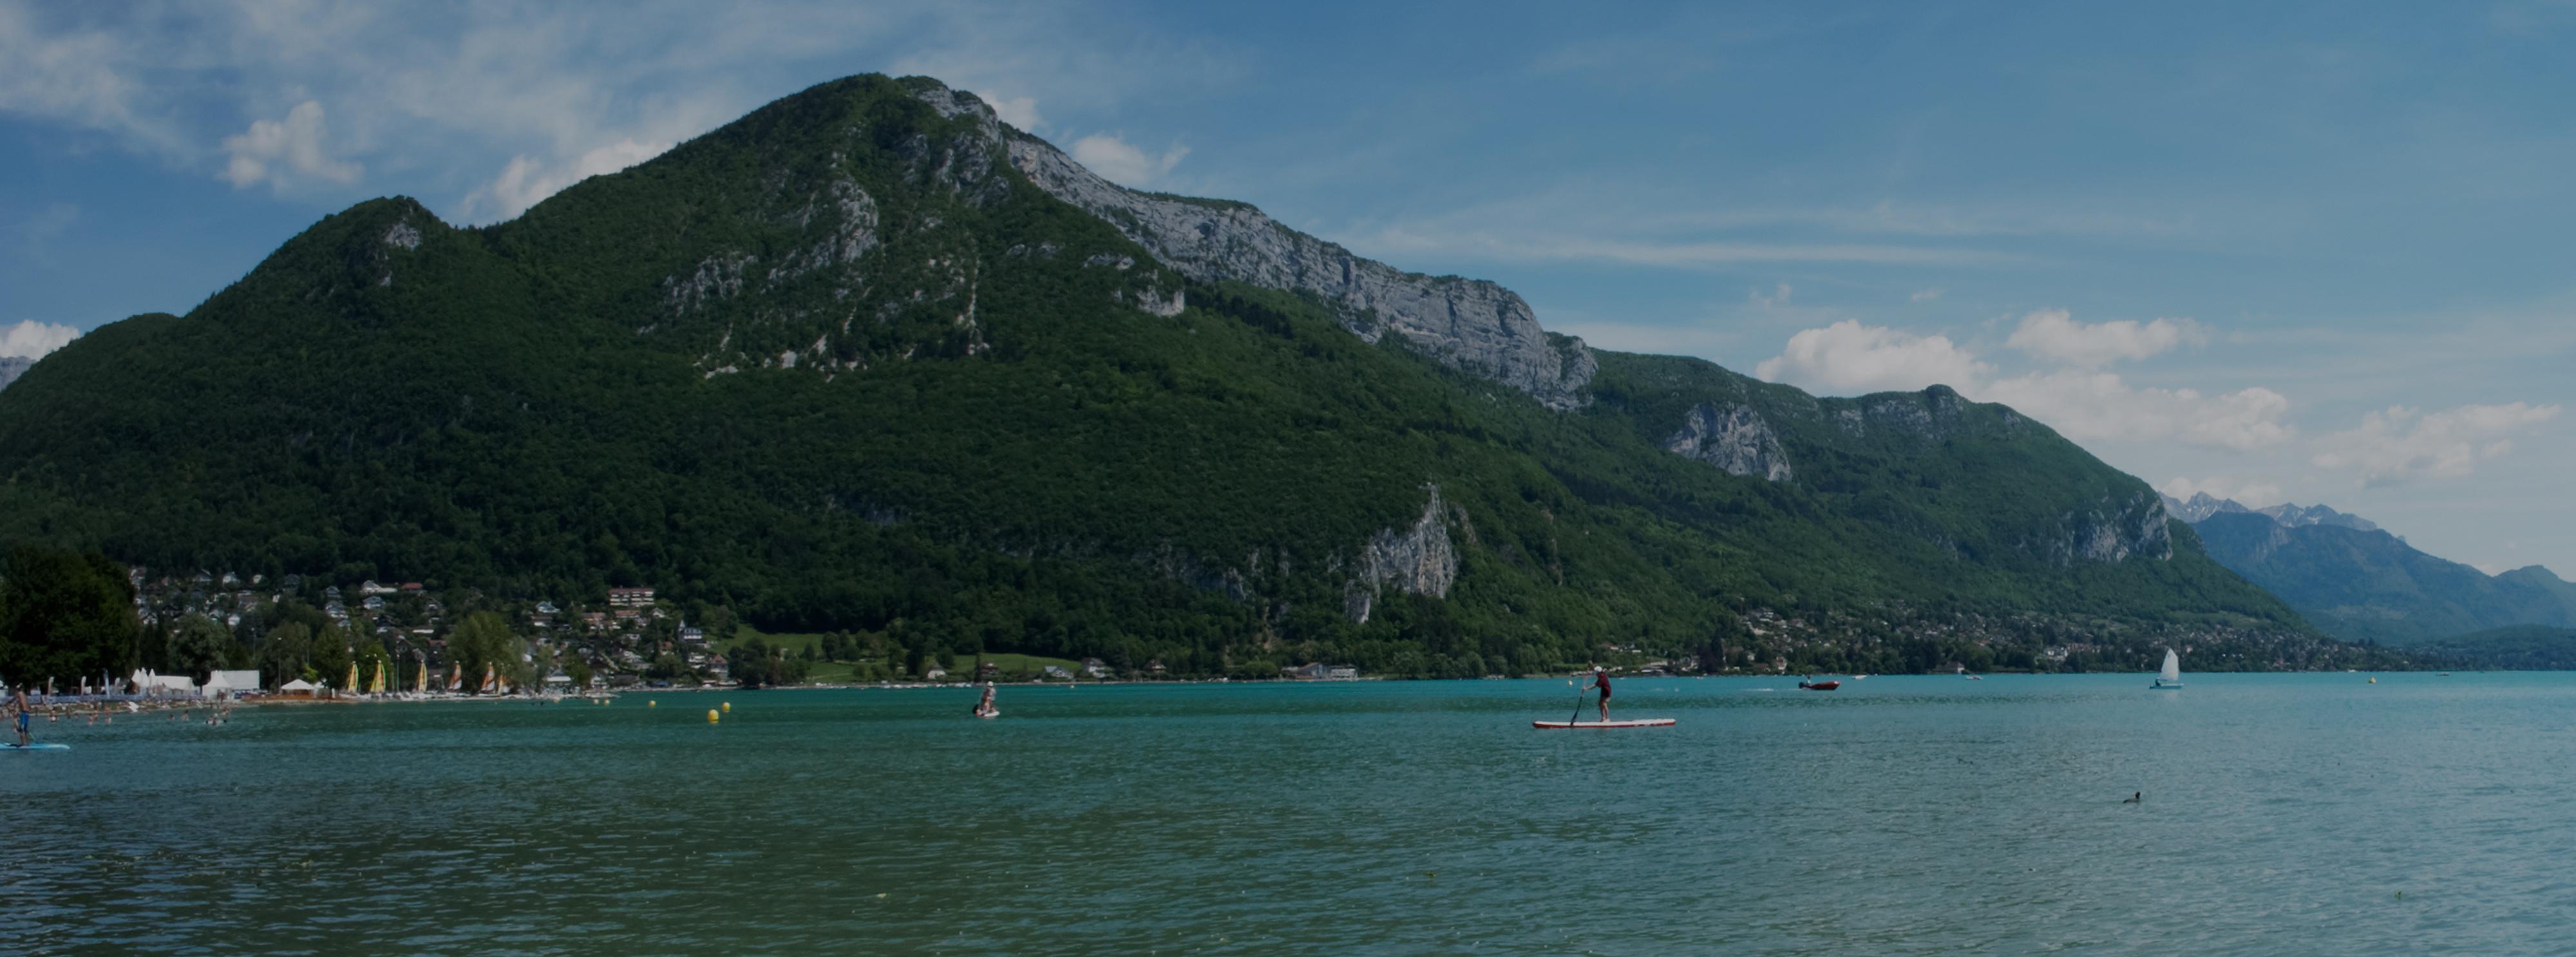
(1665, 403, 1792, 481)
(940, 95, 1594, 410)
(1343, 485, 1459, 623)
(2027, 491, 2175, 565)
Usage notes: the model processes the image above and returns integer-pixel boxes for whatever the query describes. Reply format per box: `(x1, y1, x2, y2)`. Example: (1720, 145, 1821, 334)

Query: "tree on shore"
(0, 545, 139, 687)
(447, 612, 519, 694)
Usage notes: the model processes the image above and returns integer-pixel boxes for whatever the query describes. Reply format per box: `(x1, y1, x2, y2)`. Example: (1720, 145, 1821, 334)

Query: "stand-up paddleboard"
(1532, 719, 1674, 729)
(3, 743, 70, 751)
(976, 709, 1000, 719)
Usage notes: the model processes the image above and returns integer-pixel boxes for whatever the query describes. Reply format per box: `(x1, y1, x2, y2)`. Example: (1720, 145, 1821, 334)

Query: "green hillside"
(0, 74, 2383, 679)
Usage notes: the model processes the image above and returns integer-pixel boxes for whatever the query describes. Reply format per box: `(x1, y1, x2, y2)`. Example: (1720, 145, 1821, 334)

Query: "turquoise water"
(8, 673, 2574, 954)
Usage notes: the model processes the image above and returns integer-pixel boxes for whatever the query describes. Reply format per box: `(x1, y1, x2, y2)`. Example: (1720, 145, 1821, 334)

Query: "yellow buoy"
(2369, 677, 2378, 684)
(722, 701, 732, 714)
(707, 708, 720, 723)
(648, 700, 658, 708)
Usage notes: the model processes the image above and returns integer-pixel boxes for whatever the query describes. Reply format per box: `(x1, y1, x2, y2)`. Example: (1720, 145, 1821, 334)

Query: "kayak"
(1798, 681, 1841, 691)
(1532, 719, 1675, 729)
(2, 743, 70, 751)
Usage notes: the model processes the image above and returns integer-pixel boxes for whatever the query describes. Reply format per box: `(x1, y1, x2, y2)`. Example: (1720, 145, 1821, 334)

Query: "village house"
(1081, 658, 1111, 678)
(608, 587, 655, 608)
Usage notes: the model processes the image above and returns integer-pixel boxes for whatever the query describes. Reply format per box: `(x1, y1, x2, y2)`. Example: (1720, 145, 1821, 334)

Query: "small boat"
(1797, 679, 1840, 691)
(2152, 649, 2182, 689)
(1532, 719, 1676, 729)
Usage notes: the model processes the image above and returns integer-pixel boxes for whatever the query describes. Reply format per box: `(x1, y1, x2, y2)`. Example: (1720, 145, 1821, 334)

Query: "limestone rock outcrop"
(1665, 403, 1793, 482)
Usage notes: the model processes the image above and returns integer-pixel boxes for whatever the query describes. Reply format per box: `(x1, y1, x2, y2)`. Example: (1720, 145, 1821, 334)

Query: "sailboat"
(2152, 649, 2183, 689)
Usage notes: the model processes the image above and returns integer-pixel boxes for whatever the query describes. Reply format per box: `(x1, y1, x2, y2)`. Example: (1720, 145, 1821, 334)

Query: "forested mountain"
(2192, 511, 2576, 649)
(0, 75, 2381, 677)
(0, 356, 32, 391)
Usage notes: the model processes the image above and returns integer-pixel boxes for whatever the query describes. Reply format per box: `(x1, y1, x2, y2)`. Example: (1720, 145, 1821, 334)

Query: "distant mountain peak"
(2163, 491, 2253, 523)
(2163, 492, 2382, 534)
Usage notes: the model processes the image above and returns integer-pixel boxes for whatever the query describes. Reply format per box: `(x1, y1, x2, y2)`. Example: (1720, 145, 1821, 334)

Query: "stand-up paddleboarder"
(1585, 666, 1613, 722)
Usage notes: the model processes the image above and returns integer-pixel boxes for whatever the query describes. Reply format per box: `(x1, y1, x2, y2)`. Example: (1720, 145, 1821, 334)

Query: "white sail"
(2158, 649, 2181, 685)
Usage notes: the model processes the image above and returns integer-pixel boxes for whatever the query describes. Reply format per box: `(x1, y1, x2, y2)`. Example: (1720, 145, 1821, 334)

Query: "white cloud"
(1749, 283, 1792, 307)
(2003, 308, 2207, 366)
(463, 138, 672, 223)
(0, 4, 187, 155)
(1909, 287, 1944, 303)
(1070, 133, 1189, 187)
(1977, 371, 2293, 451)
(2311, 402, 2562, 486)
(1752, 319, 2293, 450)
(0, 320, 82, 359)
(220, 100, 361, 191)
(1754, 320, 1990, 395)
(2157, 476, 2285, 507)
(985, 95, 1042, 131)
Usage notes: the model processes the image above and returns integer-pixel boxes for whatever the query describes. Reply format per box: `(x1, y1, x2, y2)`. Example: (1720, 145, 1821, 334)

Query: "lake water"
(9, 673, 2574, 954)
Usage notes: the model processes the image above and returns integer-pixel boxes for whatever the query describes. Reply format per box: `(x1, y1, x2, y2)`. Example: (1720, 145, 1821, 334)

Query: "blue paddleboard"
(3, 743, 70, 751)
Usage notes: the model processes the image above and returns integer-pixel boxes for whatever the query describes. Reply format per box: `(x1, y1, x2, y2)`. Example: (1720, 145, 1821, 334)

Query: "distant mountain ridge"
(2161, 493, 2378, 532)
(2189, 507, 2576, 649)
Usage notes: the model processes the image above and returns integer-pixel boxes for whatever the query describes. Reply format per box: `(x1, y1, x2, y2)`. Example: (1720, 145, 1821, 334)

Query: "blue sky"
(2, 1, 2570, 575)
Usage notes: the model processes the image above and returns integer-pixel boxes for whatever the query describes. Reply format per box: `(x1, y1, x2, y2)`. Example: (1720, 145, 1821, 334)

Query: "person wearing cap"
(1584, 666, 1613, 722)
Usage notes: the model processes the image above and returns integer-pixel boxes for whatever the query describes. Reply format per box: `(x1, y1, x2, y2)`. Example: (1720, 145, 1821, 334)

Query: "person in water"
(1586, 666, 1613, 721)
(10, 685, 30, 746)
(973, 682, 998, 717)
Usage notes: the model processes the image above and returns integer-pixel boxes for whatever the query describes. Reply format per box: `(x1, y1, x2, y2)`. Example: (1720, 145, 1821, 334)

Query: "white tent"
(202, 670, 261, 697)
(279, 678, 317, 694)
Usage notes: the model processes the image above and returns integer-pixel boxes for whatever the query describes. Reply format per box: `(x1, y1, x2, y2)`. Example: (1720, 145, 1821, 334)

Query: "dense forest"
(0, 74, 2414, 681)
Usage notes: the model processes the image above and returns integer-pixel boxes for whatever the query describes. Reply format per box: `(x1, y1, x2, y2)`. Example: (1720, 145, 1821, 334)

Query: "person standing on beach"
(1585, 666, 1613, 722)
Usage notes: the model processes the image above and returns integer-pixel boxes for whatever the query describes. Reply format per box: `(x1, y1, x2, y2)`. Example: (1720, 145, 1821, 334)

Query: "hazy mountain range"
(2172, 493, 2576, 650)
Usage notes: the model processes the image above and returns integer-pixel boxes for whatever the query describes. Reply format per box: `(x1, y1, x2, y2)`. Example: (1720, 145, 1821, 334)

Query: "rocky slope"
(995, 105, 1596, 411)
(0, 73, 2336, 677)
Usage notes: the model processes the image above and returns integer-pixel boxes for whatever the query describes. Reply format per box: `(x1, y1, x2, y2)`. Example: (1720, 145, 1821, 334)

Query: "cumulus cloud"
(2003, 308, 2206, 366)
(0, 320, 82, 359)
(220, 100, 361, 191)
(1977, 372, 2293, 451)
(2156, 476, 2285, 507)
(1754, 319, 2292, 450)
(1070, 133, 1189, 187)
(463, 138, 672, 223)
(985, 95, 1042, 131)
(1753, 321, 1990, 395)
(2311, 402, 2561, 486)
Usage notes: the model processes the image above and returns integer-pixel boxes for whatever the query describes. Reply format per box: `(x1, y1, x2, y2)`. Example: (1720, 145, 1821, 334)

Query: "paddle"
(1569, 670, 1590, 726)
